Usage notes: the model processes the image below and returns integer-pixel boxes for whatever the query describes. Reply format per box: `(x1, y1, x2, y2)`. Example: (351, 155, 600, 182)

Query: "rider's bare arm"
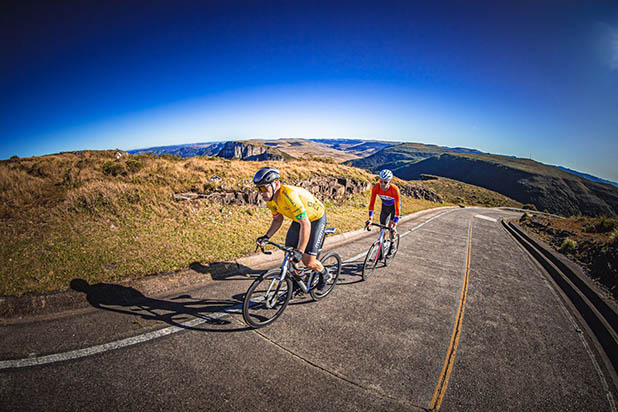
(296, 216, 311, 253)
(265, 214, 284, 238)
(368, 184, 378, 219)
(393, 184, 401, 225)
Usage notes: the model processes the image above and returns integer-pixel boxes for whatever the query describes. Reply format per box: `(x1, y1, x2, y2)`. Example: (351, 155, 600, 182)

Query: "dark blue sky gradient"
(2, 0, 617, 180)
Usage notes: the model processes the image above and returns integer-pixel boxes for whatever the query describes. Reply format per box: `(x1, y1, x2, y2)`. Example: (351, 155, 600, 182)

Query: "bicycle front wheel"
(384, 233, 400, 266)
(362, 241, 381, 281)
(310, 251, 342, 300)
(242, 269, 293, 328)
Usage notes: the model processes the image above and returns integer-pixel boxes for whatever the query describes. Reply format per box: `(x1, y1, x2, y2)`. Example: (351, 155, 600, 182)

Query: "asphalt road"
(1, 207, 616, 411)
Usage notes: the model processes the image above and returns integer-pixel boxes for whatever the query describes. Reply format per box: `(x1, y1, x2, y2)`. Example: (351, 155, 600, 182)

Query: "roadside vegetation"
(519, 214, 618, 300)
(1, 151, 437, 296)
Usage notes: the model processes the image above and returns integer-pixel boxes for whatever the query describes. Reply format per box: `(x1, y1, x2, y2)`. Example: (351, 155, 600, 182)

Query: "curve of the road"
(1, 207, 616, 412)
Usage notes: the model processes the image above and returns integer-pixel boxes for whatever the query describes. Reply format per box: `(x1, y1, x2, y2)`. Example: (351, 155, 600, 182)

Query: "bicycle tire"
(362, 241, 381, 281)
(383, 233, 400, 266)
(242, 269, 293, 328)
(310, 251, 342, 300)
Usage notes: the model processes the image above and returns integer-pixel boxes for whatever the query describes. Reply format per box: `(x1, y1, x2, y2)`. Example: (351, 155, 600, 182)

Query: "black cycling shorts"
(285, 212, 327, 257)
(380, 204, 395, 226)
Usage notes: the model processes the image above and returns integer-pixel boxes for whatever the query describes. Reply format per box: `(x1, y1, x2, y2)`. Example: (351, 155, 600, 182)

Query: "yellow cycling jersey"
(266, 184, 325, 222)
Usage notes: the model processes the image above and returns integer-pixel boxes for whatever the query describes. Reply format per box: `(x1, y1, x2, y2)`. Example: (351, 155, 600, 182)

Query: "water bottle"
(294, 268, 306, 281)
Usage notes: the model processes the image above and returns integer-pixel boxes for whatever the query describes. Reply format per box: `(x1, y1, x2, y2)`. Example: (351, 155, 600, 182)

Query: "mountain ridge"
(125, 138, 617, 216)
(393, 153, 618, 216)
(552, 165, 618, 188)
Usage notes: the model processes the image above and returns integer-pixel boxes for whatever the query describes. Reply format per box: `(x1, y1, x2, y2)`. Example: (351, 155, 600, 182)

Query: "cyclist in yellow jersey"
(253, 167, 332, 290)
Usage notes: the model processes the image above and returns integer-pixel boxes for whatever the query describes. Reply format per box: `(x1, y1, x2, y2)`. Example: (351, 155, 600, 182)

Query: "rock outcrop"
(174, 177, 442, 206)
(217, 142, 291, 161)
(399, 184, 443, 203)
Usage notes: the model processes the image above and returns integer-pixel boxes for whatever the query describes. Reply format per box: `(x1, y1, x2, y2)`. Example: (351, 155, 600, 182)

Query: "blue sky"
(2, 0, 618, 181)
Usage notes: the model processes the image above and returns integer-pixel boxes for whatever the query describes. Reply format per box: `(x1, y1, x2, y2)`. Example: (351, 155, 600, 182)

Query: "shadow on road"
(68, 260, 368, 331)
(69, 278, 251, 332)
(189, 261, 263, 280)
(337, 261, 365, 286)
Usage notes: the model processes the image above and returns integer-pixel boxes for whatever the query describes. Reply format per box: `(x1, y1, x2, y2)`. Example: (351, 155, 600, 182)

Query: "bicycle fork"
(374, 229, 385, 264)
(262, 257, 320, 307)
(374, 229, 391, 264)
(263, 261, 290, 308)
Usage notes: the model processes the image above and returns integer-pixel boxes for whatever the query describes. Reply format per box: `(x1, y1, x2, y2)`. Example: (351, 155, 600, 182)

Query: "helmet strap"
(270, 182, 277, 199)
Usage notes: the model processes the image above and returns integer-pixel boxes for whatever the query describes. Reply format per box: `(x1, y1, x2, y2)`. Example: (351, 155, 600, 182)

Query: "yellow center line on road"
(429, 216, 473, 412)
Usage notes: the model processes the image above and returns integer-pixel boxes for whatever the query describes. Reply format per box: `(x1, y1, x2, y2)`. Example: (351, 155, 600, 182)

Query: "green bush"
(583, 217, 617, 233)
(523, 203, 537, 211)
(559, 238, 577, 253)
(102, 161, 126, 176)
(125, 159, 143, 173)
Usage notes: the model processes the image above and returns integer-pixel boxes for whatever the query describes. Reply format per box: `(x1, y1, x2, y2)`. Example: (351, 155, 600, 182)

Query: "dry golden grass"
(1, 151, 437, 296)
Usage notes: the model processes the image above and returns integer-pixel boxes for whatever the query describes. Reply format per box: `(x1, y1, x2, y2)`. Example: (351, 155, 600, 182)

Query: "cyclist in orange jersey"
(366, 169, 400, 257)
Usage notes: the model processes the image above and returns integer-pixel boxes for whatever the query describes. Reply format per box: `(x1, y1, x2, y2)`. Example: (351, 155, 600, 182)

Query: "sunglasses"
(380, 180, 390, 185)
(257, 185, 269, 193)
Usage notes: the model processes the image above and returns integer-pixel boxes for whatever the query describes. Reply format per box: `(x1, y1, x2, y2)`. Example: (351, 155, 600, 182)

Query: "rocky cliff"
(217, 141, 293, 161)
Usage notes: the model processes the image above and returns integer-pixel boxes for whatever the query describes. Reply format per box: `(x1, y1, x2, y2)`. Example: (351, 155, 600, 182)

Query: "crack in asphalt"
(248, 321, 430, 412)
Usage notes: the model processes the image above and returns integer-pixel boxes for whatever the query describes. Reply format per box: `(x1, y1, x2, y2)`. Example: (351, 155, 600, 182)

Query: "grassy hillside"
(311, 139, 397, 158)
(416, 175, 522, 208)
(345, 142, 452, 172)
(394, 153, 618, 217)
(0, 151, 439, 296)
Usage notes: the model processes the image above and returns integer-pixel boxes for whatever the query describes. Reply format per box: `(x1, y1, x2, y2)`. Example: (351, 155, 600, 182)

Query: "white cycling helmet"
(379, 169, 393, 182)
(253, 167, 280, 185)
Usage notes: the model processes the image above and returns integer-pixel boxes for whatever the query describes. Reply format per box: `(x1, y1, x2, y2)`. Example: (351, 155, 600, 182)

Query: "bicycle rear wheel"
(383, 233, 400, 266)
(362, 241, 381, 281)
(310, 251, 341, 300)
(242, 269, 293, 328)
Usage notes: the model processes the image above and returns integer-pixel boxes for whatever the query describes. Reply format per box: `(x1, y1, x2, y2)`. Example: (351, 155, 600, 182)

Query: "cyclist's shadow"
(70, 278, 250, 332)
(335, 261, 365, 286)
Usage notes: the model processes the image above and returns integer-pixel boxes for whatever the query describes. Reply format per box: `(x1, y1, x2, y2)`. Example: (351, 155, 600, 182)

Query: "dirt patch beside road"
(518, 214, 618, 301)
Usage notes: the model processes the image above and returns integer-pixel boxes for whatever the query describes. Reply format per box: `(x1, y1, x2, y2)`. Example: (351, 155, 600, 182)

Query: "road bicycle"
(362, 221, 400, 281)
(242, 229, 341, 328)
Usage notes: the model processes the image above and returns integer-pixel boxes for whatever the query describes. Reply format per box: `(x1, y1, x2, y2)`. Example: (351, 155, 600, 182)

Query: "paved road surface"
(1, 207, 616, 411)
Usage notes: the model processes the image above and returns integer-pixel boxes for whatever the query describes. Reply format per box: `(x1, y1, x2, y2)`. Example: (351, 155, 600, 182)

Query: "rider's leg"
(302, 254, 324, 272)
(303, 213, 326, 272)
(302, 213, 332, 289)
(380, 205, 395, 241)
(388, 221, 397, 241)
(287, 220, 325, 271)
(285, 221, 300, 248)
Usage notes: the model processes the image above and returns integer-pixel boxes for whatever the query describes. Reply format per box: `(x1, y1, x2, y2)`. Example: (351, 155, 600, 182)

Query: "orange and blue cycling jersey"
(266, 185, 325, 222)
(368, 182, 401, 223)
